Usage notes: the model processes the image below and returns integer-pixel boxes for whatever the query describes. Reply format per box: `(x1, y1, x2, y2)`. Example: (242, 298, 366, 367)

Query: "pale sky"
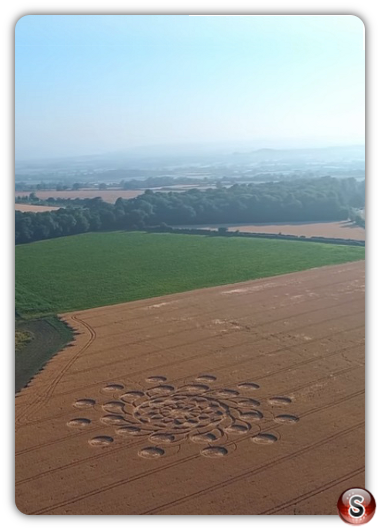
(15, 15, 365, 160)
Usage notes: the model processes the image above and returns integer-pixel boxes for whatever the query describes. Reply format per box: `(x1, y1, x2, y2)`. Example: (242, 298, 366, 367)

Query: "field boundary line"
(69, 273, 364, 329)
(67, 261, 363, 323)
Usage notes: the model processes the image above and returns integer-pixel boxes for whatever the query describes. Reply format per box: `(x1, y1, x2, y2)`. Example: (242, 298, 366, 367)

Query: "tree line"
(15, 177, 365, 244)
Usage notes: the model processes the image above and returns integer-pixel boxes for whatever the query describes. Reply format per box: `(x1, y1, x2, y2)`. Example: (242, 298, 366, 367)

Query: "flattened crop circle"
(74, 399, 96, 408)
(251, 433, 278, 444)
(89, 436, 114, 446)
(201, 446, 228, 457)
(134, 393, 227, 432)
(138, 446, 165, 458)
(67, 418, 91, 427)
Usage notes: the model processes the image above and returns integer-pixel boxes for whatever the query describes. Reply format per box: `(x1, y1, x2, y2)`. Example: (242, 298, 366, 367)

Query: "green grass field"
(15, 231, 364, 317)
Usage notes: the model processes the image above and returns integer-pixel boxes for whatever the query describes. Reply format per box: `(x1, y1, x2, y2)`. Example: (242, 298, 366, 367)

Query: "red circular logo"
(337, 488, 376, 524)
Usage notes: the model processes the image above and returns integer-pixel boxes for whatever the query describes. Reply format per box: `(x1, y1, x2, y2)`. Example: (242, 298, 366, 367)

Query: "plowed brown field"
(17, 189, 144, 203)
(231, 222, 365, 240)
(197, 222, 365, 241)
(15, 261, 365, 515)
(15, 203, 61, 212)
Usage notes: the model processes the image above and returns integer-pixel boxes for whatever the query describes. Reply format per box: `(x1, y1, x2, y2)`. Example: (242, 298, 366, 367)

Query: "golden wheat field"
(15, 261, 364, 515)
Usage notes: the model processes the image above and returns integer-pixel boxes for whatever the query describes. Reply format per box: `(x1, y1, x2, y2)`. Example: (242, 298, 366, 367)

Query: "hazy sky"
(15, 15, 365, 160)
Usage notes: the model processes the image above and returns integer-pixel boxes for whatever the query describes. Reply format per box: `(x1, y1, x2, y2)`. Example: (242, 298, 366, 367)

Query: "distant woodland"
(15, 177, 365, 244)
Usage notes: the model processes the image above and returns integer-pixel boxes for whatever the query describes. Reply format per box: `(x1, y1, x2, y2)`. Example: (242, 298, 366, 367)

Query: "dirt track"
(15, 261, 365, 515)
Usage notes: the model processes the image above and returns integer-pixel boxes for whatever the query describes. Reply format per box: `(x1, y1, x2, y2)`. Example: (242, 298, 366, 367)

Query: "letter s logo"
(349, 495, 365, 518)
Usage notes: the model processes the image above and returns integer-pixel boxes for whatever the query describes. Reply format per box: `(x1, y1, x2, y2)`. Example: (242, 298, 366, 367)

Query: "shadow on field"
(15, 316, 74, 394)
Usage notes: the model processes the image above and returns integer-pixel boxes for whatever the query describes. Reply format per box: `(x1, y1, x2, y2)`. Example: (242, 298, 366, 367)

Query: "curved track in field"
(16, 315, 96, 426)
